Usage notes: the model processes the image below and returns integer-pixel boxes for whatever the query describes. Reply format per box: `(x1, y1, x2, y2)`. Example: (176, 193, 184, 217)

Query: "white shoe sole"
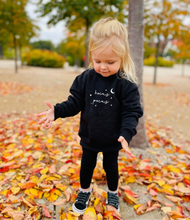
(72, 195, 90, 215)
(72, 203, 87, 215)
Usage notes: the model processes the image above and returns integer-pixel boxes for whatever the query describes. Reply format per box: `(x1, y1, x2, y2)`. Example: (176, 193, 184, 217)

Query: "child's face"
(92, 44, 121, 77)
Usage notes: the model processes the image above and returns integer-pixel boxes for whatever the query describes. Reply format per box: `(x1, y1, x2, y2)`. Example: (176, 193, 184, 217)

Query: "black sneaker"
(72, 191, 91, 214)
(106, 191, 120, 211)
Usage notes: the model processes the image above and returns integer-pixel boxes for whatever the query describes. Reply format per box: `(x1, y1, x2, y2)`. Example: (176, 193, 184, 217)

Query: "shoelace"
(77, 192, 90, 204)
(107, 192, 119, 208)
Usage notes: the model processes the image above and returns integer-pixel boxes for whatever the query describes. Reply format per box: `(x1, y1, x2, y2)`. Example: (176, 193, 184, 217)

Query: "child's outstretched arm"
(118, 136, 136, 160)
(36, 102, 54, 129)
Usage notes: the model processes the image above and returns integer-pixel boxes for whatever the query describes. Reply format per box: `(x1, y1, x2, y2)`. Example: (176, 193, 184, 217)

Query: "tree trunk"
(182, 62, 185, 77)
(19, 45, 23, 66)
(13, 35, 18, 73)
(0, 44, 3, 59)
(153, 39, 160, 84)
(84, 18, 90, 69)
(128, 0, 148, 149)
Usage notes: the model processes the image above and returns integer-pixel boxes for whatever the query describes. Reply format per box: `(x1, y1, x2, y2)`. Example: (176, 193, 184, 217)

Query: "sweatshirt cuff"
(120, 129, 134, 144)
(54, 105, 61, 121)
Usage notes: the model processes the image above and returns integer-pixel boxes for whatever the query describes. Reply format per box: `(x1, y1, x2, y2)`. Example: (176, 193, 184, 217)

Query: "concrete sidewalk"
(0, 59, 190, 85)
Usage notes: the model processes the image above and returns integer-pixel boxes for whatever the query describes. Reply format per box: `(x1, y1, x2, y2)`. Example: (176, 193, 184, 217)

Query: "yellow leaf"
(167, 165, 181, 174)
(94, 198, 100, 207)
(40, 167, 49, 175)
(55, 189, 62, 197)
(47, 138, 54, 143)
(30, 176, 39, 183)
(43, 192, 50, 198)
(54, 174, 61, 179)
(11, 187, 20, 194)
(22, 197, 33, 208)
(125, 193, 138, 204)
(69, 211, 80, 217)
(56, 184, 67, 191)
(25, 188, 39, 199)
(28, 206, 38, 215)
(157, 179, 165, 187)
(97, 213, 103, 220)
(0, 190, 8, 195)
(68, 168, 75, 174)
(160, 188, 174, 195)
(134, 204, 143, 210)
(83, 207, 97, 220)
(162, 184, 173, 190)
(147, 183, 156, 191)
(45, 176, 59, 182)
(67, 213, 78, 220)
(39, 174, 48, 182)
(27, 139, 35, 144)
(125, 176, 136, 184)
(32, 163, 43, 168)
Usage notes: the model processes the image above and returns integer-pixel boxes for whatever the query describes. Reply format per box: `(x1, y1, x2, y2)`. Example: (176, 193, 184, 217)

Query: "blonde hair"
(89, 17, 137, 83)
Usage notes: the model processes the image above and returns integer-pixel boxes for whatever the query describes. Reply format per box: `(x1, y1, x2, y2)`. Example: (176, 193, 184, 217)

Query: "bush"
(144, 56, 175, 67)
(66, 56, 75, 66)
(22, 49, 65, 68)
(3, 48, 14, 59)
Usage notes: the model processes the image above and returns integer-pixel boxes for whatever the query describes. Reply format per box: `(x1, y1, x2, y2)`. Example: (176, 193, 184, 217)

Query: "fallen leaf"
(161, 206, 172, 213)
(53, 198, 67, 206)
(43, 204, 52, 218)
(106, 205, 122, 220)
(165, 195, 183, 203)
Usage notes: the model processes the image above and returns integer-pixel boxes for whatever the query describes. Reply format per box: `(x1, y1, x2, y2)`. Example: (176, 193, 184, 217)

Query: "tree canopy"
(144, 0, 190, 84)
(37, 0, 125, 67)
(30, 40, 55, 51)
(0, 0, 38, 72)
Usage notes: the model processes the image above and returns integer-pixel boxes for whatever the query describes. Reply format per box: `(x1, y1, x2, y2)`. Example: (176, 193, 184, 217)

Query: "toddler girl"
(37, 17, 143, 214)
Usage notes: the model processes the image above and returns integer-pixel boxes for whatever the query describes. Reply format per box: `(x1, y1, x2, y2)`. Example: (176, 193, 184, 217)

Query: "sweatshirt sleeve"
(120, 82, 143, 144)
(54, 73, 85, 120)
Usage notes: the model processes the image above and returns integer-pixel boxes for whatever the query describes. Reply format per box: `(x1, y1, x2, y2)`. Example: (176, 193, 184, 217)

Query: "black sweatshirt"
(54, 68, 143, 152)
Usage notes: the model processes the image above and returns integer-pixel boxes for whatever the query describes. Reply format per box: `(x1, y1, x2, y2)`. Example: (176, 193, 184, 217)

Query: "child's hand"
(36, 102, 55, 129)
(118, 136, 136, 160)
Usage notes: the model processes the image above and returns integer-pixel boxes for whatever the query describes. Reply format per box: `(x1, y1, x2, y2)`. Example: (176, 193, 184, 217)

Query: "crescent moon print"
(110, 88, 115, 94)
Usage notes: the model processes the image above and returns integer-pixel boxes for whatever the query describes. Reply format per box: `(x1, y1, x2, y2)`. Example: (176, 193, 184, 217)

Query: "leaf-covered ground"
(0, 62, 190, 219)
(0, 113, 190, 220)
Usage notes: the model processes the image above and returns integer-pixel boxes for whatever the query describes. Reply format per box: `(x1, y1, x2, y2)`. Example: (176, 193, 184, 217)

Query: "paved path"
(0, 59, 190, 79)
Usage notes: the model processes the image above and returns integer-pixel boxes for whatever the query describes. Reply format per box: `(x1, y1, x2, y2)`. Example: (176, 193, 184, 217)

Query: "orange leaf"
(106, 205, 121, 219)
(20, 182, 36, 190)
(168, 211, 187, 219)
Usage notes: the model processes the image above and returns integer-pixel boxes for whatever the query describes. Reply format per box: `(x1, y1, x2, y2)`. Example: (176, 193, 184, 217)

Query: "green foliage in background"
(144, 42, 156, 59)
(37, 0, 125, 67)
(22, 49, 65, 68)
(3, 48, 15, 59)
(30, 40, 55, 51)
(66, 56, 75, 66)
(144, 56, 175, 67)
(57, 32, 85, 67)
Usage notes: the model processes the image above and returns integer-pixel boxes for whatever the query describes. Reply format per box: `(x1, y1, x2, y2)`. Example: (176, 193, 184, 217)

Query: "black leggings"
(80, 148, 119, 191)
